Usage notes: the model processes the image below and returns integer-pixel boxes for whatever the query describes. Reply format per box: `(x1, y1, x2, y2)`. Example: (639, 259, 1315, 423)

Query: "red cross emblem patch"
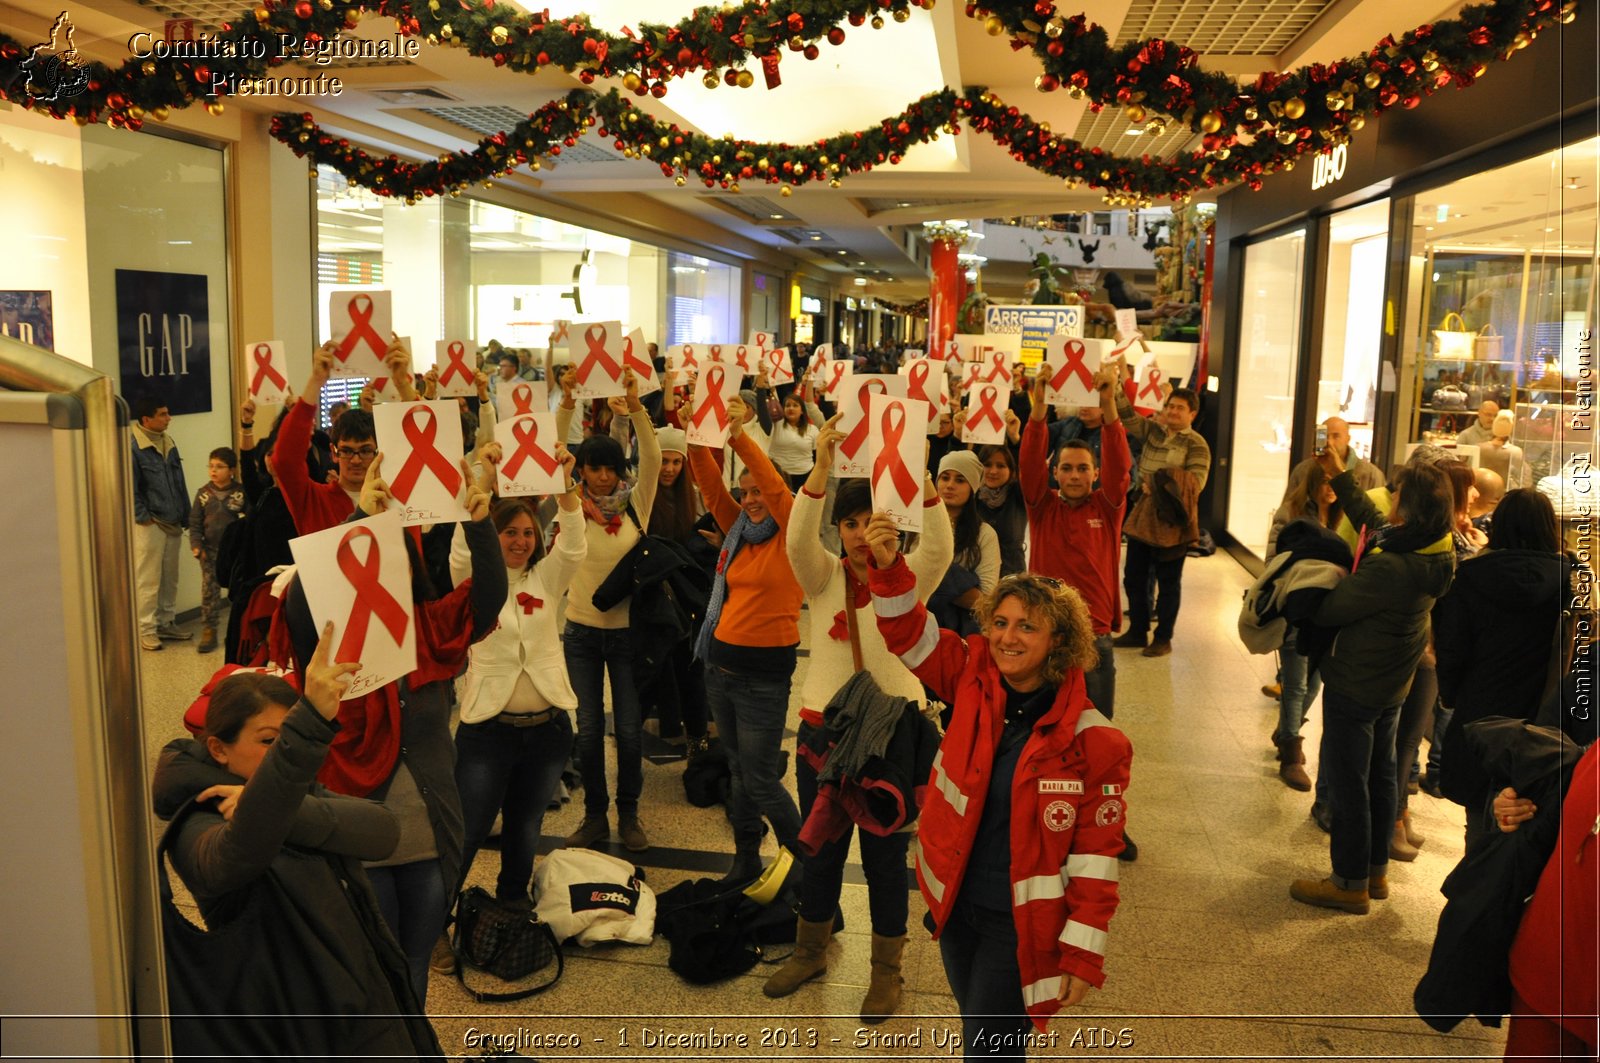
(1044, 800, 1077, 832)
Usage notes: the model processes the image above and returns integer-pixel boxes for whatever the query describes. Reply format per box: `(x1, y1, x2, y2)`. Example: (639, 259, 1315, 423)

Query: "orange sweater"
(688, 430, 803, 650)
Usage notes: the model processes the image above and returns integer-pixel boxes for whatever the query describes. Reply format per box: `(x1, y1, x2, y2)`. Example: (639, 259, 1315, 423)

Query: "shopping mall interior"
(0, 0, 1595, 1058)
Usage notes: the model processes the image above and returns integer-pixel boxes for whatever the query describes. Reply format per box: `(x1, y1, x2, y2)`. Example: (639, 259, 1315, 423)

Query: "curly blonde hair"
(973, 574, 1099, 686)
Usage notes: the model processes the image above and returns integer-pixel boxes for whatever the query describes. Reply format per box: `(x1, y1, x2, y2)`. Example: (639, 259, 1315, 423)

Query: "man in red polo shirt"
(278, 340, 415, 535)
(1019, 361, 1131, 718)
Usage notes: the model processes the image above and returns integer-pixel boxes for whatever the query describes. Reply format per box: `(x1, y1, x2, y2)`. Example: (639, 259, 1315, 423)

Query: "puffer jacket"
(871, 554, 1132, 1031)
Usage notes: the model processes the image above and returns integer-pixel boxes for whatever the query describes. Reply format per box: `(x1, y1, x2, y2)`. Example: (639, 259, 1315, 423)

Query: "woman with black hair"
(1291, 461, 1455, 914)
(1435, 488, 1580, 845)
(974, 443, 1028, 576)
(555, 367, 662, 853)
(449, 446, 585, 907)
(151, 633, 446, 1059)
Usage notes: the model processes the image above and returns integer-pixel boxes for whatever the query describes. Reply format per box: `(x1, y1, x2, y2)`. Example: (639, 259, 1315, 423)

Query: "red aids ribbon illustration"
(984, 350, 1009, 383)
(826, 362, 846, 394)
(1138, 366, 1165, 403)
(690, 366, 729, 429)
(333, 295, 386, 366)
(840, 379, 887, 458)
(872, 402, 919, 506)
(705, 344, 723, 364)
(388, 405, 463, 503)
(577, 324, 621, 385)
(1051, 340, 1093, 393)
(680, 344, 699, 370)
(511, 383, 536, 416)
(439, 342, 473, 389)
(944, 339, 963, 368)
(733, 345, 752, 373)
(551, 321, 571, 344)
(969, 385, 1006, 432)
(907, 360, 933, 403)
(516, 591, 543, 615)
(503, 417, 559, 480)
(335, 525, 409, 662)
(249, 343, 287, 396)
(621, 335, 653, 378)
(752, 332, 770, 350)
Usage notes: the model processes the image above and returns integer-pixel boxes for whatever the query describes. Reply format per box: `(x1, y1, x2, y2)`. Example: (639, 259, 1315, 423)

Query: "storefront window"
(665, 252, 741, 344)
(1401, 137, 1599, 484)
(1317, 201, 1389, 461)
(1229, 228, 1306, 558)
(750, 271, 782, 337)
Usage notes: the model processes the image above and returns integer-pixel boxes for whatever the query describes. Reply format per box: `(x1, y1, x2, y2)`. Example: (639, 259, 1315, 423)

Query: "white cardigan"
(450, 506, 587, 724)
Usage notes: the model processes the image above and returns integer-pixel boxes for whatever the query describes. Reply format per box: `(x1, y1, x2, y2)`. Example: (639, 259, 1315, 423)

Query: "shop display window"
(1228, 228, 1307, 558)
(1316, 201, 1389, 463)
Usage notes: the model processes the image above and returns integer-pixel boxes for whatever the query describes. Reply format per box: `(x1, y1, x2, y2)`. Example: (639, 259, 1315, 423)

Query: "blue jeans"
(1124, 538, 1186, 642)
(939, 899, 1030, 1061)
(454, 711, 574, 902)
(1276, 646, 1322, 741)
(795, 721, 910, 936)
(1320, 688, 1400, 888)
(1084, 634, 1116, 718)
(705, 664, 801, 856)
(563, 621, 643, 817)
(367, 859, 449, 1008)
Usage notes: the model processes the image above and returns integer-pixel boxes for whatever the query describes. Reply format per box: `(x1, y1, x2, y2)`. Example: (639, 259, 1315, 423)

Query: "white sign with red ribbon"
(867, 394, 927, 532)
(812, 343, 833, 365)
(567, 321, 626, 400)
(819, 359, 853, 400)
(496, 379, 548, 421)
(289, 508, 416, 700)
(1043, 335, 1115, 408)
(1129, 353, 1167, 415)
(834, 374, 907, 479)
(900, 357, 949, 435)
(373, 400, 469, 525)
(494, 412, 564, 497)
(621, 328, 661, 396)
(727, 343, 759, 379)
(434, 340, 477, 398)
(665, 344, 701, 374)
(977, 347, 1013, 390)
(244, 340, 290, 405)
(328, 290, 392, 380)
(747, 330, 776, 355)
(550, 319, 572, 347)
(685, 363, 745, 449)
(763, 345, 795, 386)
(963, 382, 1010, 445)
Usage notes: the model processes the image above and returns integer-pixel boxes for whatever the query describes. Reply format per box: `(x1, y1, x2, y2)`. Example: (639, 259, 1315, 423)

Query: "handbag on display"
(452, 886, 564, 1003)
(1474, 323, 1503, 360)
(1432, 312, 1478, 360)
(1431, 384, 1469, 410)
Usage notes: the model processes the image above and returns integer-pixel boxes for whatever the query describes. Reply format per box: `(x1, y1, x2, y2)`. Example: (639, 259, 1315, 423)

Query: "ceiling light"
(1544, 227, 1557, 233)
(1124, 129, 1143, 136)
(837, 250, 849, 255)
(809, 234, 823, 241)
(1424, 226, 1434, 232)
(854, 277, 868, 286)
(769, 214, 785, 220)
(1566, 177, 1583, 189)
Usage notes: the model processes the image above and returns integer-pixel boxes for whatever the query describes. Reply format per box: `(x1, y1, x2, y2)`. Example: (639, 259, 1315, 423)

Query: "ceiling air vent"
(370, 87, 459, 103)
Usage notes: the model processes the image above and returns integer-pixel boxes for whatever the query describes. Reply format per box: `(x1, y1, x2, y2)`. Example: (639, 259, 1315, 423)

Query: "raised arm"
(905, 472, 953, 603)
(625, 371, 663, 525)
(1021, 376, 1053, 510)
(867, 527, 973, 706)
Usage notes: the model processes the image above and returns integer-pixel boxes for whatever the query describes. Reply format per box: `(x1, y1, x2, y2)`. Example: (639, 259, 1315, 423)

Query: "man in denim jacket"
(130, 394, 189, 650)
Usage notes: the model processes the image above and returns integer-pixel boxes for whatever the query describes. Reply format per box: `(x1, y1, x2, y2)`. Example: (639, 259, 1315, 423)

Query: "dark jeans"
(563, 621, 643, 817)
(1321, 688, 1401, 888)
(367, 858, 449, 1008)
(795, 722, 910, 936)
(939, 899, 1030, 1062)
(1124, 538, 1186, 642)
(705, 663, 801, 856)
(1396, 659, 1437, 815)
(1085, 634, 1116, 718)
(454, 711, 574, 902)
(637, 638, 708, 742)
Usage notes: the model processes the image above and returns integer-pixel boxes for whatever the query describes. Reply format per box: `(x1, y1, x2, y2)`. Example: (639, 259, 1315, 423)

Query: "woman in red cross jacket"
(867, 517, 1133, 1060)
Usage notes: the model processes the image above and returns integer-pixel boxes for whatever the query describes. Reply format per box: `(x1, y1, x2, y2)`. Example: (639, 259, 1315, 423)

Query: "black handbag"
(452, 886, 564, 1002)
(158, 799, 444, 1060)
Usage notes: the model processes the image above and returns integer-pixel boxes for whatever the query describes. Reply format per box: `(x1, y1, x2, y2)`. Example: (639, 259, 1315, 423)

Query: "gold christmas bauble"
(1283, 97, 1305, 120)
(703, 71, 719, 88)
(1126, 104, 1146, 123)
(491, 26, 509, 46)
(736, 70, 754, 88)
(984, 14, 1004, 35)
(1199, 111, 1223, 134)
(893, 7, 910, 21)
(622, 72, 642, 91)
(780, 185, 793, 196)
(1364, 71, 1381, 89)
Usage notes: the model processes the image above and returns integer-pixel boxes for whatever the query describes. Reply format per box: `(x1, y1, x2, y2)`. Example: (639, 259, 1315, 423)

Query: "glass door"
(1318, 201, 1390, 463)
(1228, 228, 1306, 558)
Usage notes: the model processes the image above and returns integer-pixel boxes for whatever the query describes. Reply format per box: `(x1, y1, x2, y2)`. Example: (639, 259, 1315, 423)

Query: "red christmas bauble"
(294, 1, 312, 16)
(828, 27, 845, 45)
(583, 38, 599, 55)
(804, 44, 819, 59)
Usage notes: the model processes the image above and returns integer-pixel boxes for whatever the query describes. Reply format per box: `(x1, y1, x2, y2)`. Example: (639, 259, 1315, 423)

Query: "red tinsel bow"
(517, 592, 542, 614)
(829, 611, 849, 642)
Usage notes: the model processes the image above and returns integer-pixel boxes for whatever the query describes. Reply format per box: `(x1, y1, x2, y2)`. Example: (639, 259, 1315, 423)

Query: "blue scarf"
(693, 511, 780, 661)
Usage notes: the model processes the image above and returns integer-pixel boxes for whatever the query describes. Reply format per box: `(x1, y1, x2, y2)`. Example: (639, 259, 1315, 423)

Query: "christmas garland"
(0, 0, 1579, 199)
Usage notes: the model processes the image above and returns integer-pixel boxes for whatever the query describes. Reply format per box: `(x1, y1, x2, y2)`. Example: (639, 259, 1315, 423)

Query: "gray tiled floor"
(139, 551, 1506, 1060)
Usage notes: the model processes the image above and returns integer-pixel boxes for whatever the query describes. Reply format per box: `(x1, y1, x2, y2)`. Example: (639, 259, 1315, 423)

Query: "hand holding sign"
(496, 379, 548, 421)
(867, 395, 927, 532)
(686, 363, 743, 448)
(900, 357, 949, 435)
(834, 374, 907, 478)
(435, 341, 477, 398)
(495, 412, 564, 497)
(820, 359, 853, 399)
(568, 321, 626, 400)
(1129, 354, 1166, 415)
(621, 328, 660, 396)
(373, 400, 471, 524)
(1043, 336, 1115, 408)
(764, 345, 795, 385)
(245, 340, 290, 405)
(963, 383, 1008, 445)
(328, 291, 391, 379)
(288, 508, 416, 700)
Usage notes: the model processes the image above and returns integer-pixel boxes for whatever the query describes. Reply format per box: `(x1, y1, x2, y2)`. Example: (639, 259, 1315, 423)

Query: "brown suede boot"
(1289, 877, 1370, 914)
(1402, 809, 1426, 848)
(762, 917, 832, 998)
(197, 626, 217, 654)
(1389, 818, 1420, 862)
(860, 933, 906, 1024)
(1274, 734, 1312, 792)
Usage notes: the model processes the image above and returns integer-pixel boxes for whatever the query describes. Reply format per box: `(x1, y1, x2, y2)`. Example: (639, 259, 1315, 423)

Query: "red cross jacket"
(870, 554, 1132, 1029)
